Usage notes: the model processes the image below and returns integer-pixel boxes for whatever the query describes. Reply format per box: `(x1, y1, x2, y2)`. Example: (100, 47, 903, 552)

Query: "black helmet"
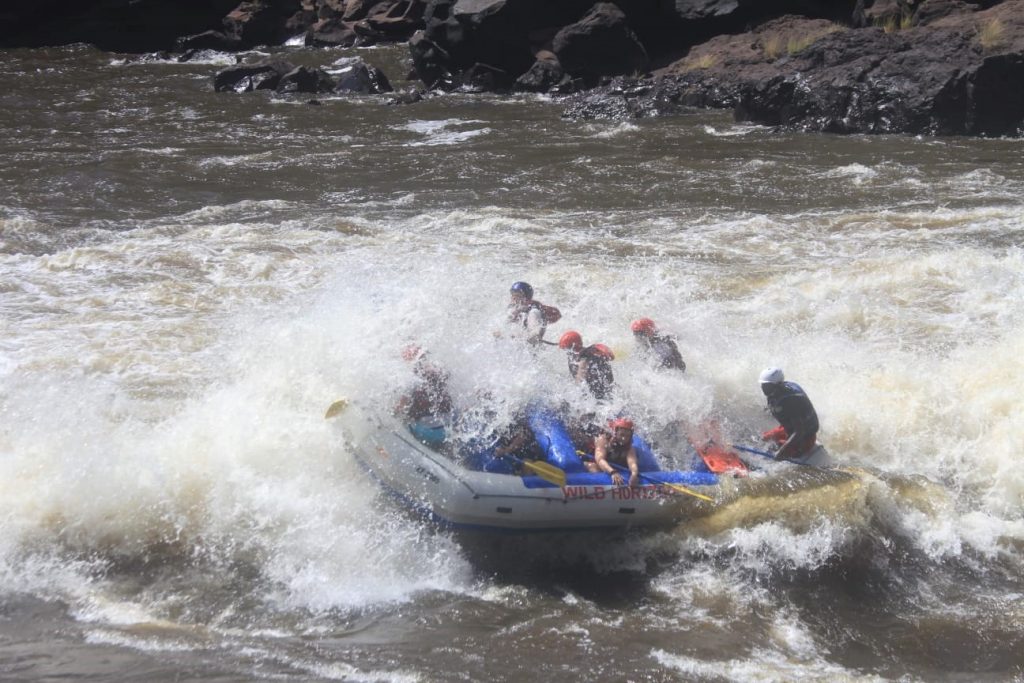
(510, 281, 533, 299)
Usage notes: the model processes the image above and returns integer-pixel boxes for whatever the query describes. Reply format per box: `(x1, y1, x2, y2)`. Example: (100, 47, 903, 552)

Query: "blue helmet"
(510, 281, 533, 299)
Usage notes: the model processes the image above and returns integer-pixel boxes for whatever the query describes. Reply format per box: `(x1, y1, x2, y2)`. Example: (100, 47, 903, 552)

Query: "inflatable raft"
(333, 403, 744, 532)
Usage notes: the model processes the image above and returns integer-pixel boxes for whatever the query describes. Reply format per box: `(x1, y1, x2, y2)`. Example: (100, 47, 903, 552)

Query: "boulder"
(213, 59, 295, 92)
(410, 29, 456, 89)
(223, 1, 284, 46)
(334, 58, 394, 93)
(365, 0, 426, 37)
(552, 3, 649, 84)
(514, 50, 568, 92)
(277, 65, 337, 93)
(307, 17, 360, 46)
(175, 29, 243, 52)
(595, 1, 1024, 136)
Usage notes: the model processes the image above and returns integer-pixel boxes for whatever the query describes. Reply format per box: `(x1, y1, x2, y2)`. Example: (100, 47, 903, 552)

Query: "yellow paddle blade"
(662, 481, 715, 502)
(324, 398, 349, 419)
(521, 460, 567, 487)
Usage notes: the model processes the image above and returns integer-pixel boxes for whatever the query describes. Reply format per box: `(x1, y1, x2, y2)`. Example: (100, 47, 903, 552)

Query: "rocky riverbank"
(4, 0, 1023, 136)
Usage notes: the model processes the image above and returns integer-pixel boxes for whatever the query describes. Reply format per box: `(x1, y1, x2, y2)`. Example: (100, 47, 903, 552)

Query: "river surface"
(1, 43, 1023, 682)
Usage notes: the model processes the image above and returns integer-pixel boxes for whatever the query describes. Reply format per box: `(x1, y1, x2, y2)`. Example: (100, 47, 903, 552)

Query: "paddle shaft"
(501, 454, 566, 487)
(581, 454, 714, 503)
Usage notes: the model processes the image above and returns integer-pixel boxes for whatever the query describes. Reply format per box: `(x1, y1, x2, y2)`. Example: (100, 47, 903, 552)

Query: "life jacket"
(406, 363, 453, 420)
(509, 300, 560, 325)
(649, 334, 685, 372)
(569, 344, 614, 401)
(767, 381, 819, 437)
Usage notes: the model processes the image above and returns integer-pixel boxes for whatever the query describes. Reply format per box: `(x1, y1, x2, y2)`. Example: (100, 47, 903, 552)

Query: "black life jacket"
(568, 344, 615, 401)
(767, 381, 819, 436)
(649, 334, 685, 372)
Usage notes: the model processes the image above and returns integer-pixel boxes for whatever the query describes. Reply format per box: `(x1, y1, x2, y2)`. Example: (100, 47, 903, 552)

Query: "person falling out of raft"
(558, 330, 615, 402)
(505, 281, 561, 346)
(395, 344, 453, 445)
(631, 317, 685, 372)
(759, 366, 820, 461)
(586, 417, 640, 487)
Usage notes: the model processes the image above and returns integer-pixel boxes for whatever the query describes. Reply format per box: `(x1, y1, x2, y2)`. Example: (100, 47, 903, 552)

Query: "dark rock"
(213, 58, 295, 92)
(667, 0, 745, 21)
(334, 58, 394, 93)
(366, 0, 426, 37)
(307, 17, 359, 46)
(343, 0, 393, 21)
(284, 8, 318, 35)
(460, 62, 510, 91)
(561, 76, 693, 119)
(410, 29, 456, 89)
(411, 0, 599, 91)
(277, 65, 337, 93)
(223, 1, 303, 47)
(175, 29, 243, 52)
(0, 0, 239, 52)
(911, 0, 979, 26)
(552, 3, 649, 85)
(514, 50, 567, 92)
(638, 2, 1024, 136)
(390, 89, 426, 104)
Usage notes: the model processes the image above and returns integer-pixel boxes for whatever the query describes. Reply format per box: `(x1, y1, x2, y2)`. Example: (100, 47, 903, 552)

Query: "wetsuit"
(763, 381, 819, 457)
(567, 345, 615, 401)
(647, 334, 685, 372)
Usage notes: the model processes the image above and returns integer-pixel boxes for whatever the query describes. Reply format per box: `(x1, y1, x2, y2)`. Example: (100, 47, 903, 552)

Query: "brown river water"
(1, 43, 1023, 682)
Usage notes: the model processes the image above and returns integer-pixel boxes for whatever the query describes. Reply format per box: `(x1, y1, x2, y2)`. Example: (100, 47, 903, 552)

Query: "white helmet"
(759, 366, 785, 385)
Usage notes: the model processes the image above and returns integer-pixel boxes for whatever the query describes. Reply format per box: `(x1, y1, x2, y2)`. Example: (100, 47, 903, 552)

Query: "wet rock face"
(565, 2, 1024, 136)
(334, 58, 395, 92)
(5, 0, 1024, 136)
(213, 57, 393, 94)
(552, 3, 649, 85)
(1, 0, 424, 52)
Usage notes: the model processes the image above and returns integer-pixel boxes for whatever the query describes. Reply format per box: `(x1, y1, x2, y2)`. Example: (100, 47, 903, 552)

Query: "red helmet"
(631, 318, 656, 336)
(591, 343, 615, 360)
(609, 417, 634, 431)
(558, 330, 583, 350)
(401, 344, 423, 362)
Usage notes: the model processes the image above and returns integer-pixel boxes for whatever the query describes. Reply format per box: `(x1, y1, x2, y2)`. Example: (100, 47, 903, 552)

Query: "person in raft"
(493, 411, 544, 463)
(395, 344, 453, 445)
(631, 317, 686, 372)
(557, 330, 615, 402)
(587, 417, 640, 487)
(758, 366, 820, 461)
(506, 281, 561, 346)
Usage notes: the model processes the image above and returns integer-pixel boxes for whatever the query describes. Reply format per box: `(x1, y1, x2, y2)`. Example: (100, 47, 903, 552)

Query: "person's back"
(559, 331, 615, 401)
(767, 381, 819, 437)
(648, 333, 685, 372)
(631, 318, 685, 372)
(759, 367, 819, 459)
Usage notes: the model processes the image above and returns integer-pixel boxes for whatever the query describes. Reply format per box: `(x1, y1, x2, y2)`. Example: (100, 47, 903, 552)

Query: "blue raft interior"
(414, 409, 719, 489)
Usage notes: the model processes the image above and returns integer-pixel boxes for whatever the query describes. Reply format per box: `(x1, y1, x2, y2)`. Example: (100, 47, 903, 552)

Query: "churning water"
(1, 43, 1023, 682)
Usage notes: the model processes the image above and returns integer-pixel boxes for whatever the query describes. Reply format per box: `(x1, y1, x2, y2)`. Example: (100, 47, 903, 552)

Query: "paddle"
(324, 398, 349, 419)
(578, 452, 714, 502)
(686, 421, 748, 475)
(502, 454, 567, 487)
(611, 462, 715, 502)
